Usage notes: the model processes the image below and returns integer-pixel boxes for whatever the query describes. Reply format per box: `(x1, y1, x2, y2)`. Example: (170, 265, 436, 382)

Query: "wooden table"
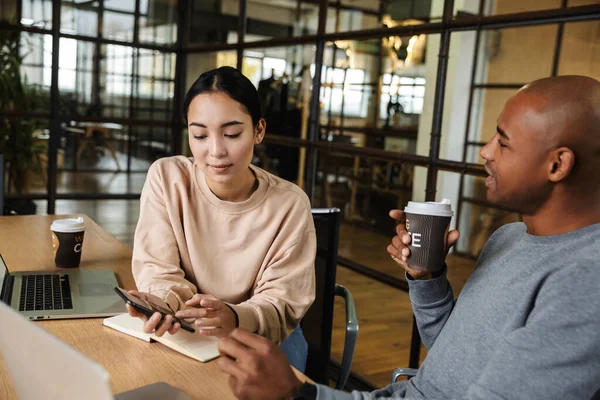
(0, 215, 306, 399)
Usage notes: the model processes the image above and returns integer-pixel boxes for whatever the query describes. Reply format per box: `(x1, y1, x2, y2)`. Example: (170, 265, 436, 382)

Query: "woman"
(126, 66, 316, 371)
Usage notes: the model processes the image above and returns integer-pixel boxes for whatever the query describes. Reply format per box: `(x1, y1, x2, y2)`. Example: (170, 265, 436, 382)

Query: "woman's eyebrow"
(189, 121, 244, 128)
(221, 121, 243, 128)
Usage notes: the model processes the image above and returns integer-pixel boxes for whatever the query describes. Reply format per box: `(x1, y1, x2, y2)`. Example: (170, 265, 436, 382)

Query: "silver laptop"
(0, 253, 125, 320)
(0, 301, 192, 400)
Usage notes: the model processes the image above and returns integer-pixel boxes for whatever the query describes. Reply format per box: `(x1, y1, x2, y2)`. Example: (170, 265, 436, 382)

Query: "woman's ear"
(548, 147, 575, 183)
(254, 119, 266, 145)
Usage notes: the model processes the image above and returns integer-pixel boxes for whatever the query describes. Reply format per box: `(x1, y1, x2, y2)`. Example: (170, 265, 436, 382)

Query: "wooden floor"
(29, 153, 477, 390)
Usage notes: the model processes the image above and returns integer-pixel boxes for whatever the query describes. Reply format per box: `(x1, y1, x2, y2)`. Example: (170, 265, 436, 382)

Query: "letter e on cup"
(411, 233, 422, 248)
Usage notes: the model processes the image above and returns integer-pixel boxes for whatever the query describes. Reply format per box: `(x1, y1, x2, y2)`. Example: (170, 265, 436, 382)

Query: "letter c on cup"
(74, 243, 82, 253)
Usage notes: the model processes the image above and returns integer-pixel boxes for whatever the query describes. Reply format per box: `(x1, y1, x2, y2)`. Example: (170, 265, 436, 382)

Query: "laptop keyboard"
(18, 274, 73, 312)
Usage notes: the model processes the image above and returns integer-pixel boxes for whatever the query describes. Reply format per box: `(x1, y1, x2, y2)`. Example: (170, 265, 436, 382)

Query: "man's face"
(479, 93, 552, 214)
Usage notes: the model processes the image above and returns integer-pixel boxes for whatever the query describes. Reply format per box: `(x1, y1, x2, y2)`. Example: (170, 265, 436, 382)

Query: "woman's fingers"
(142, 312, 163, 334)
(196, 317, 220, 327)
(154, 314, 174, 337)
(185, 293, 218, 306)
(125, 304, 148, 321)
(185, 294, 204, 306)
(197, 326, 224, 337)
(198, 298, 223, 309)
(168, 322, 181, 335)
(176, 308, 217, 319)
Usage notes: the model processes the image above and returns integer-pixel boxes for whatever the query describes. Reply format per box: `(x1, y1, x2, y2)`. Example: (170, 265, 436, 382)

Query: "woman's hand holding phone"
(125, 291, 182, 337)
(175, 294, 237, 338)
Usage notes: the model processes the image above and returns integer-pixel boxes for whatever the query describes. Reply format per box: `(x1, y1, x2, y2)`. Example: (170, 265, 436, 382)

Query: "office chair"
(76, 125, 120, 170)
(301, 208, 358, 390)
(391, 367, 418, 382)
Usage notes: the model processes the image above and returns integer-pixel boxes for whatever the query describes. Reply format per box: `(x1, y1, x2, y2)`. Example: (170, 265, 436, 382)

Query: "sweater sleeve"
(406, 265, 455, 349)
(315, 382, 410, 400)
(132, 161, 197, 312)
(228, 222, 316, 345)
(465, 261, 600, 400)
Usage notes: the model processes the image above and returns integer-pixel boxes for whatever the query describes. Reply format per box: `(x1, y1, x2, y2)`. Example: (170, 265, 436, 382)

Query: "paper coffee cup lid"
(404, 198, 454, 217)
(50, 217, 85, 233)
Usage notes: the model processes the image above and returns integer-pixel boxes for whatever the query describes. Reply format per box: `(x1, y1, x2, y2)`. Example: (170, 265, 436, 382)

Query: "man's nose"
(480, 139, 493, 162)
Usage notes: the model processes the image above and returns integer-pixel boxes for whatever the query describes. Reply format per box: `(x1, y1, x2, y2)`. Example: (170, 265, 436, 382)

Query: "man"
(216, 75, 600, 399)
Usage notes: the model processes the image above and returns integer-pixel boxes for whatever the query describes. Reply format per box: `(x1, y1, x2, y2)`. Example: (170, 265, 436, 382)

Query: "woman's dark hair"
(183, 66, 262, 126)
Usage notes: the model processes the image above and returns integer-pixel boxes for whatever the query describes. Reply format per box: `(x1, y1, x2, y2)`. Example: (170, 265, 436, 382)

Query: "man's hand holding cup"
(387, 200, 460, 280)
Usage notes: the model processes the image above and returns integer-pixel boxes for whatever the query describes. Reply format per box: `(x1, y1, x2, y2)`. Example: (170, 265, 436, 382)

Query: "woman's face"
(187, 91, 265, 188)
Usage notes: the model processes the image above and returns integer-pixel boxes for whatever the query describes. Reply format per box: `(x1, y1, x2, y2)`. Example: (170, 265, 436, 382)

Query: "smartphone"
(113, 287, 195, 333)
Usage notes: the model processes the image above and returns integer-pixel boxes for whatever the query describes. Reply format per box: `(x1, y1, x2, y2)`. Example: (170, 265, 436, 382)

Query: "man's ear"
(254, 119, 266, 145)
(548, 147, 575, 183)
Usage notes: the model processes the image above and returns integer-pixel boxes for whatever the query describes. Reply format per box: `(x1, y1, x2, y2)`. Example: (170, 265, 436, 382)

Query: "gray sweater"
(316, 222, 600, 400)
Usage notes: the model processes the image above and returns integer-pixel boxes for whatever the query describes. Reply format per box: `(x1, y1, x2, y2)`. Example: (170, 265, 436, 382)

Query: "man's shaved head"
(517, 75, 600, 183)
(480, 75, 600, 224)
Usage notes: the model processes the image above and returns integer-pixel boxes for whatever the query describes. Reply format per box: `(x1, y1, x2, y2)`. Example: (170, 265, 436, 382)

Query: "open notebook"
(103, 313, 220, 362)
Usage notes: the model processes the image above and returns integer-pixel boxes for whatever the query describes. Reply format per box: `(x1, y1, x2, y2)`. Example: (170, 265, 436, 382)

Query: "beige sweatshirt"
(132, 156, 316, 344)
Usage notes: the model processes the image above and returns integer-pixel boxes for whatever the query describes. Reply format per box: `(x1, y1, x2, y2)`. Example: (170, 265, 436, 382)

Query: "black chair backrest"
(301, 208, 341, 385)
(0, 153, 4, 216)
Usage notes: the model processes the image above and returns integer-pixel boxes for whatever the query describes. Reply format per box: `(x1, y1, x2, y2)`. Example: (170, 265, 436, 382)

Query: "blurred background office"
(1, 0, 598, 390)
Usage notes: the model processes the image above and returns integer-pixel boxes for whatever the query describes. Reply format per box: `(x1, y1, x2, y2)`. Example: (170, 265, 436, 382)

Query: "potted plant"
(0, 28, 49, 214)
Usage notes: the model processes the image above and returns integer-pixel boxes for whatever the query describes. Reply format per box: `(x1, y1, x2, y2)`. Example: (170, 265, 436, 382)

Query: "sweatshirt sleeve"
(406, 265, 455, 349)
(132, 161, 197, 312)
(228, 214, 316, 345)
(464, 261, 600, 400)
